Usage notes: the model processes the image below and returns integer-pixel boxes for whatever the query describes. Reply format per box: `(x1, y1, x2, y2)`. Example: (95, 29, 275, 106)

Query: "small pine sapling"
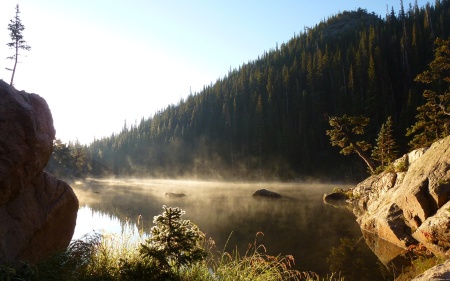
(139, 206, 207, 272)
(372, 116, 398, 171)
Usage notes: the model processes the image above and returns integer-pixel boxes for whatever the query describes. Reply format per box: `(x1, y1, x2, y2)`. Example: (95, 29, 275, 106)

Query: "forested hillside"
(64, 1, 449, 181)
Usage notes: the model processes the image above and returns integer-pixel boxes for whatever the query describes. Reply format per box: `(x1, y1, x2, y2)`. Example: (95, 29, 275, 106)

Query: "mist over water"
(72, 179, 386, 279)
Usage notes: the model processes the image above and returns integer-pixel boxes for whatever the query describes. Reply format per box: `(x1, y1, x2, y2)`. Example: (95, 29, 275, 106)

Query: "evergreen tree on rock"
(6, 4, 31, 86)
(372, 116, 398, 171)
(326, 115, 376, 174)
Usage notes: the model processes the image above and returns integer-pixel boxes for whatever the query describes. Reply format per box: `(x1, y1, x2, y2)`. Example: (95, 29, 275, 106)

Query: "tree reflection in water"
(328, 237, 391, 281)
(327, 231, 437, 281)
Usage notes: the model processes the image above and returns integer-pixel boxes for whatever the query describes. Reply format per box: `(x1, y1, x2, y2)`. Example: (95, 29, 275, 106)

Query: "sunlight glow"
(0, 0, 427, 144)
(73, 206, 124, 240)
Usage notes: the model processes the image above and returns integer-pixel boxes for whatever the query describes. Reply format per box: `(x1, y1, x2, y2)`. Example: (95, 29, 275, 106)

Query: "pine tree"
(6, 4, 31, 86)
(366, 54, 381, 130)
(139, 206, 207, 272)
(407, 38, 450, 148)
(326, 115, 376, 173)
(415, 37, 450, 115)
(372, 116, 398, 170)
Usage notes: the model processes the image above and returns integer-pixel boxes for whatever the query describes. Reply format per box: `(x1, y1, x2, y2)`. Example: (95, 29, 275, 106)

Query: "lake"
(72, 179, 396, 280)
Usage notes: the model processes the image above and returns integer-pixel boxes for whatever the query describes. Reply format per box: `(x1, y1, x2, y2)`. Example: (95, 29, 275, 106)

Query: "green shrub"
(332, 187, 353, 199)
(139, 206, 208, 273)
(0, 262, 37, 281)
(393, 158, 408, 172)
(118, 258, 176, 281)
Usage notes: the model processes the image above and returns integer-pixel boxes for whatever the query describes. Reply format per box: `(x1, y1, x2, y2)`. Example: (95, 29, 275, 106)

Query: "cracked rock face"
(352, 136, 450, 255)
(0, 80, 79, 263)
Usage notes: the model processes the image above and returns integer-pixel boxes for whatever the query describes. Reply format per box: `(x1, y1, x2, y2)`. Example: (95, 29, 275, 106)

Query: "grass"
(0, 228, 344, 281)
(438, 178, 450, 185)
(392, 255, 448, 280)
(331, 187, 354, 199)
(0, 206, 346, 281)
(205, 232, 313, 281)
(410, 255, 447, 277)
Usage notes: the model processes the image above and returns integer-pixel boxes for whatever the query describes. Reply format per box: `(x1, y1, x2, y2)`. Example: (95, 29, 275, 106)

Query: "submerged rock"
(0, 80, 79, 263)
(165, 192, 186, 197)
(252, 189, 282, 198)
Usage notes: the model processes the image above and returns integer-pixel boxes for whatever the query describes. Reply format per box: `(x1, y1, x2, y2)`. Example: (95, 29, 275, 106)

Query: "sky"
(0, 0, 428, 144)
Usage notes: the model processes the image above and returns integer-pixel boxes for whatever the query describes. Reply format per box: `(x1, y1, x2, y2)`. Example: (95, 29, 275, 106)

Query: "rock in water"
(252, 189, 282, 198)
(165, 192, 186, 197)
(0, 80, 79, 263)
(323, 192, 349, 206)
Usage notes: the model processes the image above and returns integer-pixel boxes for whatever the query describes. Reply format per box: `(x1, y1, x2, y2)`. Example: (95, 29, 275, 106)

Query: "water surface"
(72, 179, 389, 280)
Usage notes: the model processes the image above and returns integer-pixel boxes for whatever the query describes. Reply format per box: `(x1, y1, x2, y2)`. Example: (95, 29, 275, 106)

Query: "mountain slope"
(86, 1, 450, 181)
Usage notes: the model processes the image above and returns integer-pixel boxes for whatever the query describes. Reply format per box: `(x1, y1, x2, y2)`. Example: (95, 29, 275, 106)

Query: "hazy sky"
(0, 0, 427, 144)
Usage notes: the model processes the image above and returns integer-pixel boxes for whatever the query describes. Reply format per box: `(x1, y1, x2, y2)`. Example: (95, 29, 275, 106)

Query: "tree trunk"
(9, 39, 19, 86)
(350, 141, 376, 173)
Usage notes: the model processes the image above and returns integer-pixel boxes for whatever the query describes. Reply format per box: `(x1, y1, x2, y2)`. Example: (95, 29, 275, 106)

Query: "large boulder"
(413, 201, 450, 255)
(0, 80, 79, 263)
(350, 136, 450, 254)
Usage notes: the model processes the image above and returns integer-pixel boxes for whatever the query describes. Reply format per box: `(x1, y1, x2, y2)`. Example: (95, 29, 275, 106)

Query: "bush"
(139, 206, 208, 272)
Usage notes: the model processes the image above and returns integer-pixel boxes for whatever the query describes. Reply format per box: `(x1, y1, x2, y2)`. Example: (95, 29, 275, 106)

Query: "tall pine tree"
(407, 38, 450, 148)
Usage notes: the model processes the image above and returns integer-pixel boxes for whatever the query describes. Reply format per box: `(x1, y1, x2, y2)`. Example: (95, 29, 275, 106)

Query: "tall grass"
(1, 220, 344, 281)
(202, 232, 309, 281)
(392, 255, 448, 280)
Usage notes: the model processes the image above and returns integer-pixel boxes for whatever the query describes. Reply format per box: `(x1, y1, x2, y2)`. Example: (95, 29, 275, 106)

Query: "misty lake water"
(71, 179, 395, 280)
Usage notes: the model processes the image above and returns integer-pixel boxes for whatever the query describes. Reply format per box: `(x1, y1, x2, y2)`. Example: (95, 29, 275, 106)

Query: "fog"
(71, 178, 390, 279)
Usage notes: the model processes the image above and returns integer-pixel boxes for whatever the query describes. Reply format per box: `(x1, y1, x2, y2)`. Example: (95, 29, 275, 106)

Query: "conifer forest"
(47, 1, 450, 181)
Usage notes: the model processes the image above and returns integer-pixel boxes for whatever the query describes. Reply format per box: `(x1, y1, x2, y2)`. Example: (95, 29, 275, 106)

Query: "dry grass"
(202, 232, 338, 281)
(0, 217, 345, 281)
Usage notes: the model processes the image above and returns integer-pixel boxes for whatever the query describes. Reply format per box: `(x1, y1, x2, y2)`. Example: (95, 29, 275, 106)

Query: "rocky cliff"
(0, 80, 79, 263)
(350, 136, 450, 256)
(325, 136, 450, 279)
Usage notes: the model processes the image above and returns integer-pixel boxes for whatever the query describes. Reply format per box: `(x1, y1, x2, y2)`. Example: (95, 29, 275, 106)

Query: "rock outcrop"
(0, 80, 79, 263)
(349, 136, 450, 256)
